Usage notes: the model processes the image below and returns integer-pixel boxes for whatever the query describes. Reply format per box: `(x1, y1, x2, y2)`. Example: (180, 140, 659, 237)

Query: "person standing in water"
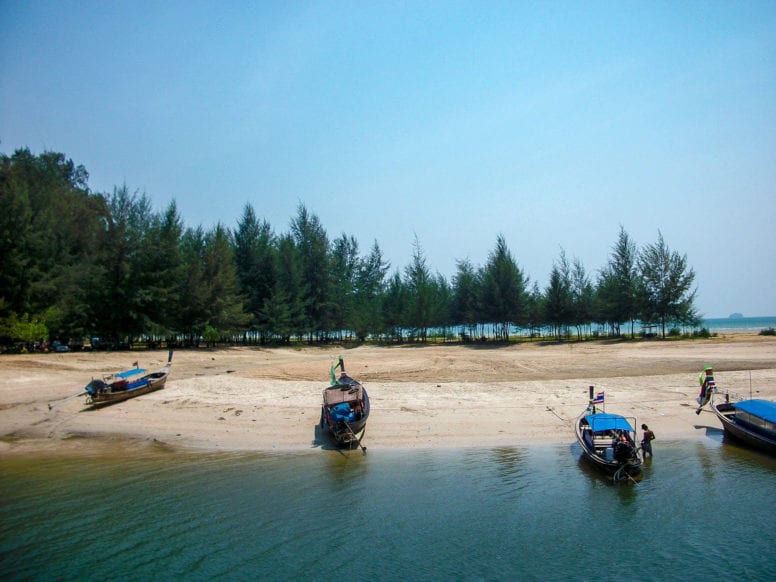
(641, 424, 655, 457)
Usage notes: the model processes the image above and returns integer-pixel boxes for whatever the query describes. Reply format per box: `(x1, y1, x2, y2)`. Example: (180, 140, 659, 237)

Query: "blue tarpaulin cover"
(733, 400, 776, 424)
(330, 402, 354, 422)
(115, 368, 146, 379)
(586, 413, 634, 433)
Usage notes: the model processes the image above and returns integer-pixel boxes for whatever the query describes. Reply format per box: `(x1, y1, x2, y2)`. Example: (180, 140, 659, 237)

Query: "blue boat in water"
(575, 386, 643, 483)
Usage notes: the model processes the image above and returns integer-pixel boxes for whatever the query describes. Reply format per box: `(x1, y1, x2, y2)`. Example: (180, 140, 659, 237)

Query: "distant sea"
(701, 315, 776, 334)
(453, 316, 776, 340)
(2, 436, 775, 581)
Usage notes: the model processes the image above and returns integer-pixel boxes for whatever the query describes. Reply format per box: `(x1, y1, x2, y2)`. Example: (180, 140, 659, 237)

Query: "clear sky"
(2, 1, 774, 319)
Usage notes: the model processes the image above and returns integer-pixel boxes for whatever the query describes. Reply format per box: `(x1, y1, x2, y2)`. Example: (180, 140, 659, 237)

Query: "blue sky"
(2, 1, 774, 318)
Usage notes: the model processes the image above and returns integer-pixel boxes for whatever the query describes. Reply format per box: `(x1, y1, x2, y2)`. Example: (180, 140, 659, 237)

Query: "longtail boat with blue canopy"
(84, 350, 173, 408)
(320, 357, 370, 452)
(698, 366, 776, 454)
(575, 386, 643, 483)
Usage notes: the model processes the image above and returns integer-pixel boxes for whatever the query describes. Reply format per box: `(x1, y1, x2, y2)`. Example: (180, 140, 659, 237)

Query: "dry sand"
(2, 336, 775, 456)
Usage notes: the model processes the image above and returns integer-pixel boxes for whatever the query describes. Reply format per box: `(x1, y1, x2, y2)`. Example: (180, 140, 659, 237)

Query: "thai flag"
(592, 391, 605, 404)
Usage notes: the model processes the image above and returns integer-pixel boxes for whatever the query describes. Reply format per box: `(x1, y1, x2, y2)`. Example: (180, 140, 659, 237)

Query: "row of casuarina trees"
(0, 148, 699, 350)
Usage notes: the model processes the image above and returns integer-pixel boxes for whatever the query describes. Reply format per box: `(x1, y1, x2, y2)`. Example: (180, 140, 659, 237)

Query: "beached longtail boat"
(699, 366, 776, 454)
(575, 386, 643, 483)
(84, 350, 174, 408)
(320, 357, 370, 451)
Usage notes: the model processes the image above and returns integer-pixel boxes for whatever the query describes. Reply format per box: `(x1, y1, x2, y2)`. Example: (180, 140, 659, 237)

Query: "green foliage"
(451, 258, 481, 333)
(544, 257, 573, 340)
(0, 312, 49, 343)
(404, 236, 434, 341)
(0, 147, 100, 336)
(0, 147, 706, 347)
(234, 204, 276, 332)
(637, 231, 697, 338)
(481, 235, 528, 340)
(760, 327, 776, 336)
(202, 325, 220, 345)
(291, 204, 331, 340)
(351, 241, 389, 341)
(596, 226, 640, 337)
(201, 224, 251, 335)
(382, 272, 409, 341)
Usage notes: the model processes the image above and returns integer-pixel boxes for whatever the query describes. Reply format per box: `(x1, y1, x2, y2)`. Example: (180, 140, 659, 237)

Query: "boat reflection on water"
(575, 448, 643, 485)
(321, 447, 369, 484)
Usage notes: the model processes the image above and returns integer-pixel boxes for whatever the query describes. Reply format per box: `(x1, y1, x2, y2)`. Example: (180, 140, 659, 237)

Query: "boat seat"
(592, 436, 614, 449)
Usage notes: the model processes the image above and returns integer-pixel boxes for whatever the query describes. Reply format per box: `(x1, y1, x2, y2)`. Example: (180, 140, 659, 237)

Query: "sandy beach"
(2, 336, 775, 456)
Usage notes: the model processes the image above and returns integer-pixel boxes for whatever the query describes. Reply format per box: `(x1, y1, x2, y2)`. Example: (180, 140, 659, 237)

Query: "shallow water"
(1, 434, 775, 581)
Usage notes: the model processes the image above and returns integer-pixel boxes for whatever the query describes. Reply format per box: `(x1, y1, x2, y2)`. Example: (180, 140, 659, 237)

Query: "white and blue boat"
(575, 387, 643, 483)
(84, 350, 173, 408)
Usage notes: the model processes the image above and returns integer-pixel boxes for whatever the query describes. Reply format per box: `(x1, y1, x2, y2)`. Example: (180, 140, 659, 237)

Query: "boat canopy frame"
(585, 413, 636, 434)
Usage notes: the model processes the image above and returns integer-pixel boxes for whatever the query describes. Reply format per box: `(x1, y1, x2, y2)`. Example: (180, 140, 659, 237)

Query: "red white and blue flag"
(591, 391, 605, 404)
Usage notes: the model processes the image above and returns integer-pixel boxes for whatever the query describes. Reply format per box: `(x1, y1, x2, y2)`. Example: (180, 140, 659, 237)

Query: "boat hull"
(87, 372, 169, 408)
(323, 416, 368, 447)
(713, 402, 776, 455)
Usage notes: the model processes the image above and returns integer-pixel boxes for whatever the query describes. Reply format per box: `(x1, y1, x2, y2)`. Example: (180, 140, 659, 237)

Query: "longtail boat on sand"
(320, 357, 370, 452)
(84, 350, 174, 408)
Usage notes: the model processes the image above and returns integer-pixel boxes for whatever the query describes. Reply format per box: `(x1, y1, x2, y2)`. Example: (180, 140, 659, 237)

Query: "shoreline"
(2, 336, 775, 457)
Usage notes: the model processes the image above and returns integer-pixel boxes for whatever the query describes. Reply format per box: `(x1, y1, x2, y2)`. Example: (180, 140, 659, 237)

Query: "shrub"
(759, 327, 776, 336)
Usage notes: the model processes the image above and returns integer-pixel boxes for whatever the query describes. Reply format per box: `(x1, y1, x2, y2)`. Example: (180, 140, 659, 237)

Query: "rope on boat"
(613, 463, 638, 485)
(545, 406, 566, 422)
(47, 390, 88, 410)
(344, 422, 367, 454)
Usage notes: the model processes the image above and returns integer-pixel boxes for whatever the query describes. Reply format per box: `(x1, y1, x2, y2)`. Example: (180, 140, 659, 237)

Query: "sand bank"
(1, 336, 775, 455)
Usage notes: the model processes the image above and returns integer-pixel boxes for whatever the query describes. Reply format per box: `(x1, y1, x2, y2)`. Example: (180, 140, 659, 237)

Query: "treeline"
(0, 148, 700, 349)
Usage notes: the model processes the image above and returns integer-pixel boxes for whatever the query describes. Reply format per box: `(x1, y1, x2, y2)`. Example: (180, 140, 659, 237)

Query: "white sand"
(1, 336, 775, 455)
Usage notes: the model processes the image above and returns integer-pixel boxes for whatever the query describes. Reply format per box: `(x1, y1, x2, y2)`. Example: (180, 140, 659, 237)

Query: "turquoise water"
(442, 316, 776, 340)
(702, 316, 776, 333)
(2, 436, 775, 581)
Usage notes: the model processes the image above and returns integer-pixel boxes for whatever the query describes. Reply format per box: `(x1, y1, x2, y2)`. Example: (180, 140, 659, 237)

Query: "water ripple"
(2, 442, 775, 580)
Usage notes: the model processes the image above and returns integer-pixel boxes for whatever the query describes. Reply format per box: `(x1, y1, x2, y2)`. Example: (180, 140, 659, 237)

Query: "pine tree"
(637, 231, 697, 337)
(451, 258, 482, 341)
(290, 204, 331, 341)
(481, 235, 528, 341)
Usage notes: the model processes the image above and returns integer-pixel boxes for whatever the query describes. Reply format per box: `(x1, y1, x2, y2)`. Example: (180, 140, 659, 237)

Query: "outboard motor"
(85, 379, 107, 396)
(614, 440, 635, 463)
